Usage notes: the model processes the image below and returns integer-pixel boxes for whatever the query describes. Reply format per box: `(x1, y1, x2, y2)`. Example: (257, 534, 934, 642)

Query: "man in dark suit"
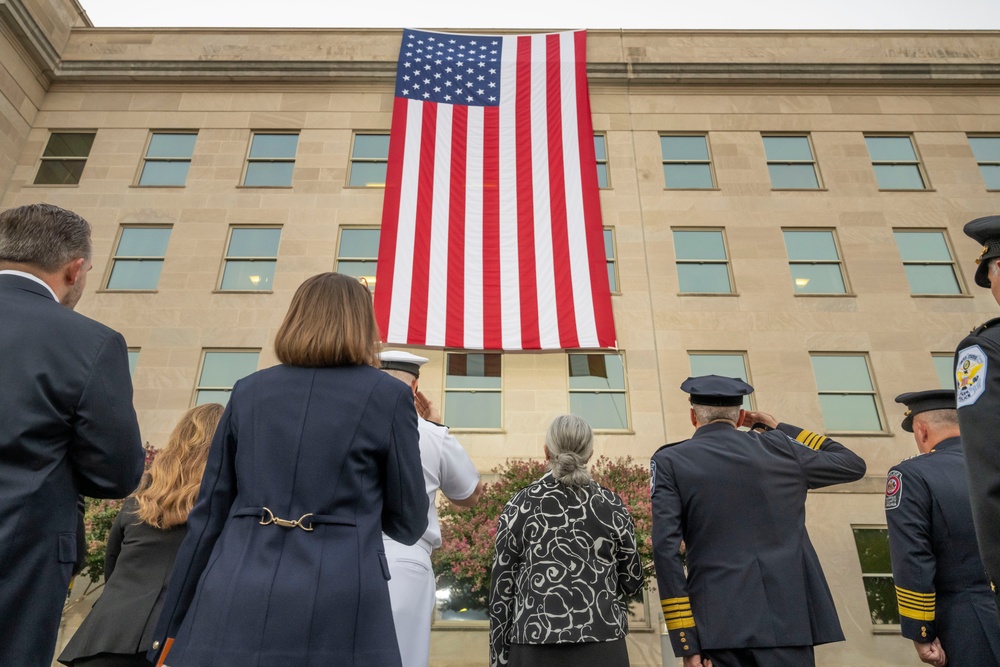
(954, 214, 1000, 623)
(886, 390, 1000, 667)
(0, 203, 144, 667)
(651, 375, 866, 667)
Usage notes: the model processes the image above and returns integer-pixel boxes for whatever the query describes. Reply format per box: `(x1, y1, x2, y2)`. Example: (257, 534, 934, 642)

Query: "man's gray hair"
(916, 408, 959, 428)
(546, 414, 594, 487)
(692, 403, 742, 426)
(0, 203, 92, 272)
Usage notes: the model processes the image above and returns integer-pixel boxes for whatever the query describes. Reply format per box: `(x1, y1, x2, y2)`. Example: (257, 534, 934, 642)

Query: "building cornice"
(0, 0, 60, 78)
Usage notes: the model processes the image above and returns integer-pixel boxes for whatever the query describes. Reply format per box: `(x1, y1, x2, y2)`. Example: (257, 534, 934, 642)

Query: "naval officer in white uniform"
(380, 351, 483, 667)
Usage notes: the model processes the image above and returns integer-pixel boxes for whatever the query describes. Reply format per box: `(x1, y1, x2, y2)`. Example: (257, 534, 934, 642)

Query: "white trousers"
(384, 539, 435, 667)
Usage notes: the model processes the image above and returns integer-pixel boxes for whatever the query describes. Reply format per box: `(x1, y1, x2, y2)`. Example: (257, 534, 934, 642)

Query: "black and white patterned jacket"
(489, 473, 643, 666)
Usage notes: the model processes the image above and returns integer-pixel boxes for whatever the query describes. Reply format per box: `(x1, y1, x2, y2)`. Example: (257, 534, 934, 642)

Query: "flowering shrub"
(433, 456, 654, 612)
(81, 444, 157, 583)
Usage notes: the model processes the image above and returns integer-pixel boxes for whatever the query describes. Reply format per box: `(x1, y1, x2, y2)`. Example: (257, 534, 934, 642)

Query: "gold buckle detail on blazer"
(259, 506, 314, 531)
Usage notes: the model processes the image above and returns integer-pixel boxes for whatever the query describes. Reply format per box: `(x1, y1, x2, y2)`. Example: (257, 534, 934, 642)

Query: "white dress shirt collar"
(0, 269, 58, 301)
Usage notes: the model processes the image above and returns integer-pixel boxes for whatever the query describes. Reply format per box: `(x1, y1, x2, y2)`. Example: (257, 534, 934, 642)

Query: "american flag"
(373, 29, 616, 351)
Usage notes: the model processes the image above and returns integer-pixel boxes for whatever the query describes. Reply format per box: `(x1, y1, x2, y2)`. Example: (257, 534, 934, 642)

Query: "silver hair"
(990, 257, 1000, 277)
(692, 403, 741, 425)
(916, 408, 959, 428)
(0, 203, 92, 272)
(545, 414, 594, 487)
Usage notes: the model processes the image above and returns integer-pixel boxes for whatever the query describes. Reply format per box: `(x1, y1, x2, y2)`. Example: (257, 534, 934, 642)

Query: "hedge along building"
(2, 0, 999, 664)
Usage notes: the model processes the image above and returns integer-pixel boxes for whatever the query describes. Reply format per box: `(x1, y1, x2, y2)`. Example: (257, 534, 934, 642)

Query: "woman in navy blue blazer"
(149, 273, 429, 667)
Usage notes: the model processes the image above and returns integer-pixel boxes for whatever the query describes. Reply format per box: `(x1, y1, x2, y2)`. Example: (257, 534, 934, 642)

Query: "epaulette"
(971, 316, 1000, 336)
(653, 440, 686, 455)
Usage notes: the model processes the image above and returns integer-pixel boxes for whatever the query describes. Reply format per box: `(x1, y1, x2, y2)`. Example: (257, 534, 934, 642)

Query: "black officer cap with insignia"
(964, 215, 1000, 288)
(681, 375, 754, 407)
(894, 389, 956, 433)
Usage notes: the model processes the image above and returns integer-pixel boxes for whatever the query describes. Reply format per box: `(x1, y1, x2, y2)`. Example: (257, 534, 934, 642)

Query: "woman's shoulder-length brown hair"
(274, 272, 381, 368)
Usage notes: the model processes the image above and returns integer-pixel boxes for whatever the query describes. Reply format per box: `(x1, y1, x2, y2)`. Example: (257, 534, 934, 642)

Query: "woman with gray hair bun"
(489, 415, 643, 667)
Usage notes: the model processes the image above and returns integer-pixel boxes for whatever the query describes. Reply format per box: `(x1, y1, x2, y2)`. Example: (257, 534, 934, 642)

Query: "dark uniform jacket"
(651, 422, 866, 658)
(149, 363, 428, 667)
(59, 497, 188, 664)
(0, 274, 144, 667)
(955, 317, 1000, 618)
(885, 437, 1000, 665)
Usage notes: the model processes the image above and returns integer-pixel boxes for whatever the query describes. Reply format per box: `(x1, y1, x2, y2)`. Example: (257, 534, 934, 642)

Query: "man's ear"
(735, 409, 747, 428)
(63, 257, 86, 285)
(689, 407, 698, 428)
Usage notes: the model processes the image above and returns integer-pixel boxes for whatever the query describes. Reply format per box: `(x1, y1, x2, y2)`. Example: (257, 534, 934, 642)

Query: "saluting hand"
(742, 410, 778, 430)
(914, 638, 947, 667)
(414, 389, 442, 423)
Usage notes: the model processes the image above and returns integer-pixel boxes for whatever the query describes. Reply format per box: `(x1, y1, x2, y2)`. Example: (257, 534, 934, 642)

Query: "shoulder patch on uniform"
(885, 470, 903, 510)
(956, 345, 988, 408)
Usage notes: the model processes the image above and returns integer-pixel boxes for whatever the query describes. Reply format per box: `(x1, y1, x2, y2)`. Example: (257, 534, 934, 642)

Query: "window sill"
(871, 625, 901, 635)
(236, 185, 293, 190)
(876, 188, 936, 193)
(24, 183, 80, 188)
(98, 289, 158, 294)
(793, 293, 856, 298)
(663, 187, 720, 192)
(592, 429, 635, 435)
(825, 430, 894, 437)
(211, 289, 275, 294)
(447, 428, 505, 434)
(770, 187, 829, 192)
(130, 184, 186, 189)
(677, 292, 739, 296)
(343, 185, 387, 189)
(910, 293, 973, 298)
(432, 620, 489, 631)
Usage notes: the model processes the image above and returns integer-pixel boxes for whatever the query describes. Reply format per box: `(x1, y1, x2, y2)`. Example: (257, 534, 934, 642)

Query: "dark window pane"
(117, 228, 172, 257)
(862, 577, 899, 625)
(446, 354, 502, 388)
(677, 264, 732, 293)
(352, 134, 390, 159)
(569, 393, 628, 430)
(873, 164, 925, 190)
(603, 229, 614, 260)
(783, 231, 839, 261)
(790, 264, 846, 294)
(664, 163, 713, 189)
(127, 350, 139, 376)
(249, 134, 298, 159)
(139, 161, 191, 186)
(349, 162, 388, 187)
(903, 265, 961, 295)
(865, 136, 917, 162)
(933, 355, 954, 390)
(674, 231, 727, 260)
(661, 136, 709, 161)
(853, 528, 892, 572)
(43, 133, 94, 158)
(244, 162, 294, 187)
(220, 260, 276, 290)
(818, 394, 882, 431)
(340, 228, 381, 258)
(893, 231, 952, 262)
(444, 392, 501, 428)
(596, 163, 609, 188)
(34, 160, 85, 185)
(568, 354, 625, 390)
(812, 355, 873, 391)
(200, 351, 260, 387)
(107, 260, 164, 290)
(763, 136, 812, 161)
(228, 228, 281, 257)
(969, 137, 1000, 162)
(594, 135, 607, 161)
(146, 133, 197, 158)
(768, 164, 819, 189)
(980, 165, 1000, 190)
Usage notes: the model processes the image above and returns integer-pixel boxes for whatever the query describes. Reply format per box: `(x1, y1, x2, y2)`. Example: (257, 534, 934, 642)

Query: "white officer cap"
(379, 350, 429, 378)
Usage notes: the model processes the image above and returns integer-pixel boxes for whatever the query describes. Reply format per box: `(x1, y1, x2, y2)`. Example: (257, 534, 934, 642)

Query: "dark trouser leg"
(703, 646, 814, 667)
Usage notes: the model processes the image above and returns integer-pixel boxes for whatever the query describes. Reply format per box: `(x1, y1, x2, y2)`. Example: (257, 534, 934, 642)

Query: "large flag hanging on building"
(373, 28, 616, 351)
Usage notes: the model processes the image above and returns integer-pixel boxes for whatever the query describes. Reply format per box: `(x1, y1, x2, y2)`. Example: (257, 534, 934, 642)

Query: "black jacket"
(651, 422, 865, 658)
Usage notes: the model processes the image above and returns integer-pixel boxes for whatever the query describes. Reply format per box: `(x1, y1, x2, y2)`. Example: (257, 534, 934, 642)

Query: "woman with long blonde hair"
(60, 404, 224, 667)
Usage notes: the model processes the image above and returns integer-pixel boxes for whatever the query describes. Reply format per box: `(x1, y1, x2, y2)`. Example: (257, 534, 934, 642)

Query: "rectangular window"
(688, 352, 754, 410)
(604, 227, 619, 293)
(33, 132, 95, 185)
(138, 132, 197, 186)
(969, 136, 1000, 190)
(852, 527, 900, 627)
(444, 353, 502, 429)
(336, 227, 380, 291)
(864, 136, 927, 190)
(932, 353, 955, 390)
(219, 227, 281, 291)
(105, 226, 172, 291)
(348, 133, 390, 187)
(127, 349, 140, 377)
(762, 135, 820, 189)
(595, 134, 609, 188)
(243, 133, 298, 187)
(568, 353, 629, 430)
(661, 135, 714, 189)
(811, 353, 884, 432)
(195, 350, 260, 406)
(782, 229, 848, 295)
(893, 230, 962, 295)
(673, 229, 733, 294)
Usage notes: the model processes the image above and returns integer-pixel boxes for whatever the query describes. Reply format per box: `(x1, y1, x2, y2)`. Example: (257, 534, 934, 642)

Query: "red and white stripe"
(375, 30, 616, 351)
